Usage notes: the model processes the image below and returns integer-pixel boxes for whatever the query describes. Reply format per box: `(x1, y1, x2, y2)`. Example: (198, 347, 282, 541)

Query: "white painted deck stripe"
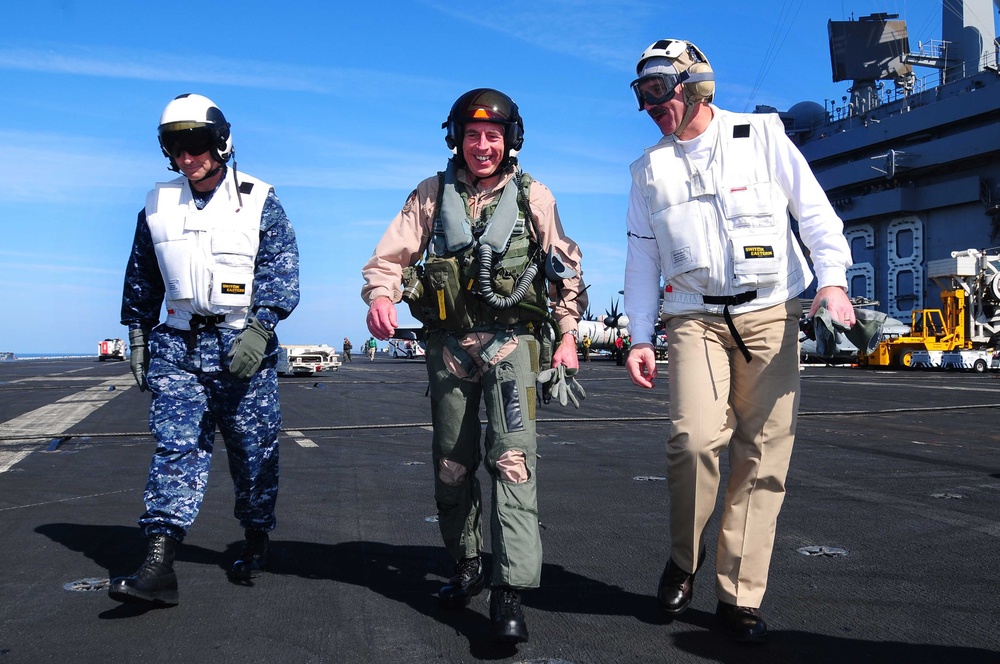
(0, 378, 133, 473)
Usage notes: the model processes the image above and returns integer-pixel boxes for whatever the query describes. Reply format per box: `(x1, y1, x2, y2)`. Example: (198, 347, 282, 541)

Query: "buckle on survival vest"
(187, 314, 227, 350)
(702, 291, 757, 364)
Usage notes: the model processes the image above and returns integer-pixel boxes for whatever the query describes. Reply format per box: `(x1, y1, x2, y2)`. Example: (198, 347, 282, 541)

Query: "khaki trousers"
(664, 299, 801, 608)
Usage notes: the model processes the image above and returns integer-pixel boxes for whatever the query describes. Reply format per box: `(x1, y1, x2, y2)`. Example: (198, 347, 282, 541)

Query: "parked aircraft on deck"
(578, 301, 630, 353)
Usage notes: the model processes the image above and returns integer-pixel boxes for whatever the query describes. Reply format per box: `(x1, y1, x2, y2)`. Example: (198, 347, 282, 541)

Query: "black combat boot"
(228, 529, 269, 580)
(490, 585, 528, 643)
(438, 556, 486, 608)
(108, 534, 179, 606)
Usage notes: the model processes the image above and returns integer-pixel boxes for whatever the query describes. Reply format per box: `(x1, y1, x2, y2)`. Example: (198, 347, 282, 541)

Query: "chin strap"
(187, 156, 243, 208)
(674, 99, 700, 137)
(192, 165, 222, 183)
(231, 152, 243, 207)
(171, 149, 241, 207)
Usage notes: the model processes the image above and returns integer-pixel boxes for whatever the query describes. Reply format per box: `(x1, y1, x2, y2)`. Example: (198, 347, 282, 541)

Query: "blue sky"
(0, 0, 982, 354)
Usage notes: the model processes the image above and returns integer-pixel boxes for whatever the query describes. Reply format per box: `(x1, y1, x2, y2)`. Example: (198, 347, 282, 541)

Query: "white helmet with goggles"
(631, 39, 715, 111)
(158, 93, 233, 171)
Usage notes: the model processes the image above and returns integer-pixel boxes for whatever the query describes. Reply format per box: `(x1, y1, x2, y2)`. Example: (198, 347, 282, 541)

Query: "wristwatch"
(565, 329, 579, 341)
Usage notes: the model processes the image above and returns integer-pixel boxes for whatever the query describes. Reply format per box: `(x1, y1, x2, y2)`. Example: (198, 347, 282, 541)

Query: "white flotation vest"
(145, 170, 271, 331)
(632, 109, 811, 316)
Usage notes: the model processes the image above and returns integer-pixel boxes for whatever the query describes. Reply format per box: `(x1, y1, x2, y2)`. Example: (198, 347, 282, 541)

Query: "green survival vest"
(401, 164, 549, 331)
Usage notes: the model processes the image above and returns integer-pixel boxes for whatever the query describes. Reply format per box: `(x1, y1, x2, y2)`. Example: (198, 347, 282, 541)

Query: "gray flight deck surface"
(1, 355, 998, 663)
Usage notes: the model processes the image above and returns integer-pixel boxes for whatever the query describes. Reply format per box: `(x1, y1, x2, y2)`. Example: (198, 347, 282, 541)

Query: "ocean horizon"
(2, 353, 100, 360)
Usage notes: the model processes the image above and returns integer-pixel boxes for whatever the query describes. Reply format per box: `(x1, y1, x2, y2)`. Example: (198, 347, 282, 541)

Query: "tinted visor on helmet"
(458, 89, 514, 124)
(631, 74, 680, 110)
(159, 125, 215, 158)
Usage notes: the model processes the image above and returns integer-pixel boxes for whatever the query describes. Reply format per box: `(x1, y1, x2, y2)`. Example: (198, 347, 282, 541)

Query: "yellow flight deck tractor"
(858, 288, 969, 368)
(858, 249, 1000, 372)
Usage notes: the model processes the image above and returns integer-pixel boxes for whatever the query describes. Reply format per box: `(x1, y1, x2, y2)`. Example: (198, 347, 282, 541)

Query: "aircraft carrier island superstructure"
(766, 0, 1000, 324)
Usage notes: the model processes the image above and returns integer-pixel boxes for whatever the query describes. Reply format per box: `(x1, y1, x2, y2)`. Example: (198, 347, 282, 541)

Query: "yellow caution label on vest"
(743, 245, 775, 259)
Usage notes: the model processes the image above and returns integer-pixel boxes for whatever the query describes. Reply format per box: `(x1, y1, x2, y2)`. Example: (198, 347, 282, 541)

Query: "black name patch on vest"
(743, 245, 775, 259)
(221, 282, 247, 295)
(239, 182, 255, 195)
(733, 124, 751, 138)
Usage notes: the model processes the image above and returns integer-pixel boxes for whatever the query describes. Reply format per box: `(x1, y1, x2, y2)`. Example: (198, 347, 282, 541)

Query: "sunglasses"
(160, 127, 215, 158)
(631, 74, 680, 110)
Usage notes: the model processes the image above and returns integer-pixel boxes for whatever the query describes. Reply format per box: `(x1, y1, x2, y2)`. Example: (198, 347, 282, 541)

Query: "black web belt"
(187, 314, 227, 350)
(702, 291, 757, 363)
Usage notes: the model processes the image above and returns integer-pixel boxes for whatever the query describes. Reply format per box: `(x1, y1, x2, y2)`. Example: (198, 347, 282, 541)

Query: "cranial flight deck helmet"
(158, 93, 233, 172)
(442, 88, 524, 171)
(631, 39, 715, 135)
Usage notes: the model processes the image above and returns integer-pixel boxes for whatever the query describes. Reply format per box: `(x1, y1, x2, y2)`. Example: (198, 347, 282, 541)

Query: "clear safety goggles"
(630, 74, 680, 110)
(160, 126, 215, 158)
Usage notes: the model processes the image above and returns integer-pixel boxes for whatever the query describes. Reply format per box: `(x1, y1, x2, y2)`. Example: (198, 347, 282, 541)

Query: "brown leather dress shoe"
(657, 547, 706, 615)
(716, 601, 768, 643)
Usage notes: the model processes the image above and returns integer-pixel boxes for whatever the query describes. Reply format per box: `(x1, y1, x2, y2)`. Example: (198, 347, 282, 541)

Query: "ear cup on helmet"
(505, 117, 523, 154)
(444, 119, 459, 151)
(683, 62, 715, 103)
(205, 105, 232, 160)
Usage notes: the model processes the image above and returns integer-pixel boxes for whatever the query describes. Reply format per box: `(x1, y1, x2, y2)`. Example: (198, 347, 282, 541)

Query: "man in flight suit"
(362, 88, 587, 643)
(110, 93, 300, 606)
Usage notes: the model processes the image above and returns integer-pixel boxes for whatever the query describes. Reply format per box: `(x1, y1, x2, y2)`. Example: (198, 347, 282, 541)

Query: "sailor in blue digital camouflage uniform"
(109, 93, 299, 606)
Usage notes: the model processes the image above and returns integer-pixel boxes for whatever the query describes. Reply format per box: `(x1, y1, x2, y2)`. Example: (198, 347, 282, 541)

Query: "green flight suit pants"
(426, 331, 542, 589)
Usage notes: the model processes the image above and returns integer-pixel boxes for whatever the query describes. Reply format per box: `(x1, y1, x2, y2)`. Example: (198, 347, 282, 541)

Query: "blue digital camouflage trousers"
(139, 326, 281, 541)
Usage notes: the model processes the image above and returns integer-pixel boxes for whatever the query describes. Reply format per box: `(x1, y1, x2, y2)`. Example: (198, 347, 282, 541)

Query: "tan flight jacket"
(361, 166, 588, 337)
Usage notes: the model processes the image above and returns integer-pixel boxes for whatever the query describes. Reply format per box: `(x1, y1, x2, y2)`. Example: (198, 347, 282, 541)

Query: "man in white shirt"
(623, 39, 855, 642)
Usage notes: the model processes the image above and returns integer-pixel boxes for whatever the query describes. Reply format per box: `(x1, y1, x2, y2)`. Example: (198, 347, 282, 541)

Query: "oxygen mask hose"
(476, 243, 538, 309)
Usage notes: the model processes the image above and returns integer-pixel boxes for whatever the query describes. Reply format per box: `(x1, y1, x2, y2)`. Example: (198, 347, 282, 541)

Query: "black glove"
(227, 315, 273, 379)
(128, 328, 149, 392)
